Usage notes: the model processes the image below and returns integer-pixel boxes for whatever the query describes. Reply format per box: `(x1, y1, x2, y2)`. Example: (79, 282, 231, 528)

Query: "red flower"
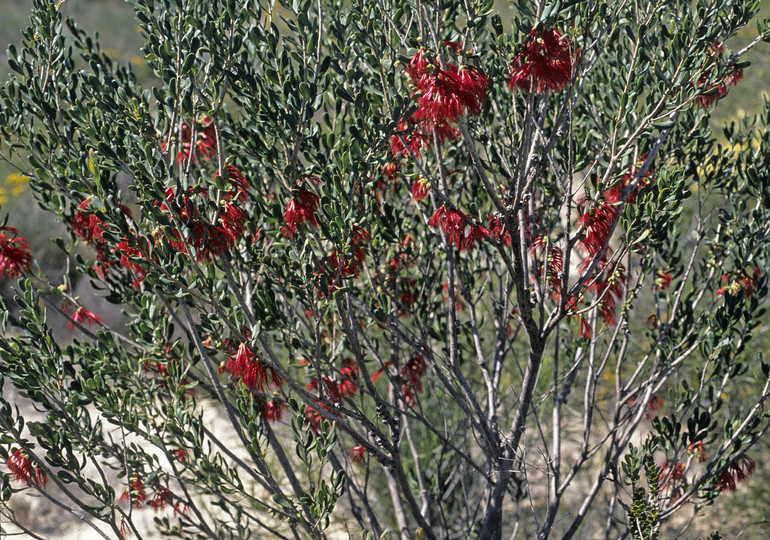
(487, 214, 512, 247)
(577, 202, 619, 257)
(7, 449, 47, 488)
(282, 184, 320, 239)
(579, 317, 592, 339)
(150, 487, 172, 512)
(509, 29, 574, 93)
(390, 121, 428, 159)
(604, 155, 652, 204)
(655, 270, 672, 290)
(716, 266, 761, 298)
(68, 307, 102, 330)
(350, 446, 366, 464)
(119, 473, 145, 508)
(695, 42, 743, 109)
(411, 176, 430, 201)
(227, 343, 282, 392)
(258, 399, 285, 422)
(172, 449, 187, 463)
(688, 442, 707, 463)
(328, 227, 370, 278)
(659, 461, 684, 488)
(0, 226, 33, 278)
(429, 207, 465, 249)
(338, 358, 359, 400)
(114, 239, 149, 287)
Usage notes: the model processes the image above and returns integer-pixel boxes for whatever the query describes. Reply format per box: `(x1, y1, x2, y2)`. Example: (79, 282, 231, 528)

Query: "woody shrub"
(2, 0, 770, 538)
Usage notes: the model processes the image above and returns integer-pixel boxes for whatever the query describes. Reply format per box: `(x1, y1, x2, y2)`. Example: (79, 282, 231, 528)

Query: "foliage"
(1, 0, 770, 538)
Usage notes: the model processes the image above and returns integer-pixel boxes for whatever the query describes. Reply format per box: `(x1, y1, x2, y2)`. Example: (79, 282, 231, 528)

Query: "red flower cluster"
(696, 42, 743, 109)
(487, 214, 513, 247)
(227, 343, 283, 393)
(113, 239, 150, 288)
(258, 398, 286, 422)
(372, 352, 429, 406)
(655, 269, 673, 290)
(66, 305, 102, 330)
(530, 235, 564, 294)
(509, 29, 574, 93)
(718, 456, 756, 492)
(390, 44, 488, 160)
(350, 446, 366, 464)
(172, 448, 187, 463)
(282, 176, 321, 239)
(159, 166, 250, 261)
(658, 461, 685, 488)
(577, 202, 619, 257)
(0, 226, 33, 278)
(119, 473, 146, 509)
(411, 176, 430, 201)
(429, 206, 488, 251)
(688, 441, 707, 463)
(604, 155, 652, 204)
(7, 449, 47, 488)
(304, 374, 351, 433)
(164, 117, 217, 164)
(150, 487, 172, 513)
(328, 226, 370, 278)
(406, 46, 488, 131)
(716, 266, 761, 298)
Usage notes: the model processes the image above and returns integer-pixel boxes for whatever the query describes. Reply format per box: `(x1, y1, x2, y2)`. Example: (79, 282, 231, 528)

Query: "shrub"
(1, 0, 770, 538)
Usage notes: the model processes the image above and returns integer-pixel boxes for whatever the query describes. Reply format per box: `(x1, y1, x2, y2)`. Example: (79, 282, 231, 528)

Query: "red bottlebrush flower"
(659, 461, 685, 488)
(406, 48, 430, 83)
(150, 487, 172, 513)
(716, 266, 761, 298)
(655, 269, 673, 290)
(0, 226, 33, 278)
(119, 518, 132, 540)
(68, 306, 102, 330)
(221, 165, 250, 202)
(258, 399, 285, 422)
(579, 317, 592, 339)
(462, 225, 489, 251)
(488, 214, 512, 247)
(328, 227, 370, 279)
(695, 42, 743, 109)
(429, 206, 470, 249)
(509, 29, 574, 93)
(350, 446, 366, 464)
(196, 117, 218, 160)
(688, 442, 707, 463)
(405, 47, 488, 132)
(411, 176, 430, 201)
(338, 358, 359, 400)
(7, 449, 47, 488)
(647, 396, 663, 418)
(578, 202, 619, 257)
(119, 474, 145, 508)
(228, 343, 282, 392)
(172, 449, 187, 463)
(390, 121, 428, 159)
(220, 201, 246, 244)
(604, 155, 652, 204)
(530, 236, 564, 292)
(696, 81, 728, 108)
(307, 376, 342, 404)
(113, 239, 150, 287)
(718, 469, 737, 492)
(401, 353, 428, 405)
(282, 185, 320, 239)
(383, 161, 399, 181)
